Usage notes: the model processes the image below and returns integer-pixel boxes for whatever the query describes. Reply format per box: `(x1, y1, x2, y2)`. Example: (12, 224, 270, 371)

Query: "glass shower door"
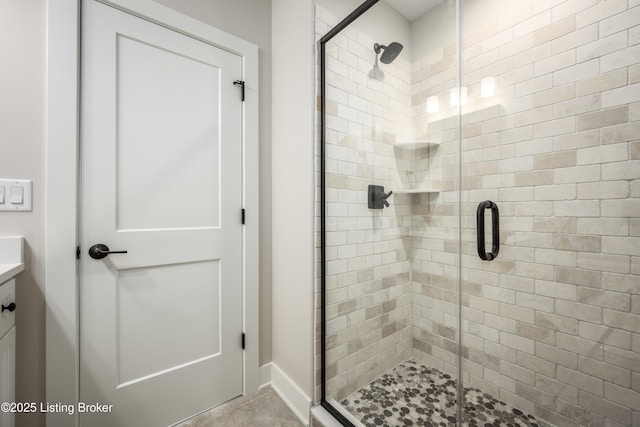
(459, 1, 640, 426)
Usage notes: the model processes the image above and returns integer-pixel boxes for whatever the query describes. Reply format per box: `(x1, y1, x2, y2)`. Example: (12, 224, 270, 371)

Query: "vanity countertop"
(0, 237, 24, 284)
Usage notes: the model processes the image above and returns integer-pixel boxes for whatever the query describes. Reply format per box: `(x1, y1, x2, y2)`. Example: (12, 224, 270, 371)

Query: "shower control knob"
(382, 190, 393, 207)
(368, 185, 394, 209)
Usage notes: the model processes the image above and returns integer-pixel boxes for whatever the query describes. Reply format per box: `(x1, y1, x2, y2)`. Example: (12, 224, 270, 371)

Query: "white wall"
(315, 0, 361, 22)
(0, 1, 46, 426)
(272, 0, 315, 400)
(153, 0, 274, 366)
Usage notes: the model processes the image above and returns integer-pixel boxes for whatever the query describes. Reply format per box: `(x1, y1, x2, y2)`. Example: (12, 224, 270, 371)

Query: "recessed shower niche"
(318, 0, 640, 426)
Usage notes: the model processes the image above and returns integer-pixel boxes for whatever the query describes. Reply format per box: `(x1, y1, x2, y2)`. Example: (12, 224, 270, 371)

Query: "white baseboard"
(267, 362, 312, 426)
(259, 363, 272, 389)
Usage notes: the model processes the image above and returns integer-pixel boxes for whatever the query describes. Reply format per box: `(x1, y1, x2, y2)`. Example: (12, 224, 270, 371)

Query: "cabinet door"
(0, 279, 15, 339)
(0, 326, 15, 427)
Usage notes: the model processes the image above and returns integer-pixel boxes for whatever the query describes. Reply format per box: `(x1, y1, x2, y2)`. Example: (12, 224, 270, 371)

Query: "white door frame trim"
(45, 1, 259, 425)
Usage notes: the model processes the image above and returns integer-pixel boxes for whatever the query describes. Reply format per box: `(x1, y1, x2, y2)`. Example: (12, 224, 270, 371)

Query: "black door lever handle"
(89, 244, 128, 260)
(2, 303, 16, 312)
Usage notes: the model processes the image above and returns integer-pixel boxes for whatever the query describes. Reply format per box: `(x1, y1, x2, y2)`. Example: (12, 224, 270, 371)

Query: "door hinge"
(241, 208, 245, 225)
(76, 246, 81, 260)
(233, 80, 245, 102)
(242, 333, 245, 350)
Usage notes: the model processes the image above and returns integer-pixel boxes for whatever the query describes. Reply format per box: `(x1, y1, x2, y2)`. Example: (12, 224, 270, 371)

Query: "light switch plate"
(0, 179, 32, 211)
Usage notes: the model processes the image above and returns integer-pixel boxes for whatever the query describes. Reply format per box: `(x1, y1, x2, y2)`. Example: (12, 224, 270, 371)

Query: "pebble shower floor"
(340, 359, 550, 427)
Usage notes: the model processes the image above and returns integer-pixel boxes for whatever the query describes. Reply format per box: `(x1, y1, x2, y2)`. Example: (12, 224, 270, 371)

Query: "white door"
(80, 1, 244, 425)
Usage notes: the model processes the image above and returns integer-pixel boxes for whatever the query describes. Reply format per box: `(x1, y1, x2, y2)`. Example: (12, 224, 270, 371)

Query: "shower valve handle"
(368, 185, 393, 209)
(382, 191, 393, 207)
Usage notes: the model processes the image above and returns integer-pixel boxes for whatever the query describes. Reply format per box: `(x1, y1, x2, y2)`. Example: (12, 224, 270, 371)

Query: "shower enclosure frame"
(319, 1, 380, 425)
(320, 0, 640, 426)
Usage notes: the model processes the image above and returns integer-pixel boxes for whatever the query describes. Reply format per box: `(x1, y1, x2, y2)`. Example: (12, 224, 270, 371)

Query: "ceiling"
(385, 0, 443, 21)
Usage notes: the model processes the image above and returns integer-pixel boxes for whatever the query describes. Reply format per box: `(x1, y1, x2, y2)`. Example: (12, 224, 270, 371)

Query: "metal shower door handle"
(477, 200, 499, 261)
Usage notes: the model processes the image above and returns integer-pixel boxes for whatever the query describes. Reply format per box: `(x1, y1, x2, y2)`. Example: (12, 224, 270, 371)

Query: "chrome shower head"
(374, 42, 404, 64)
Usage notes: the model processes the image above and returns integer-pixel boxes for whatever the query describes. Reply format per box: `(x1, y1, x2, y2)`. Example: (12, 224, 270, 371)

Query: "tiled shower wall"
(409, 40, 461, 372)
(412, 0, 640, 426)
(316, 6, 416, 402)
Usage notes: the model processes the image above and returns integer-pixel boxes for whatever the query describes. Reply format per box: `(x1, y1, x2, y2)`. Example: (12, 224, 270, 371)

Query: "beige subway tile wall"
(316, 5, 415, 403)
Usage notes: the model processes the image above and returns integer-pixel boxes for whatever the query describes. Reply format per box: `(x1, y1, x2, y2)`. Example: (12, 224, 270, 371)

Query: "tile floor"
(177, 386, 303, 427)
(340, 359, 549, 427)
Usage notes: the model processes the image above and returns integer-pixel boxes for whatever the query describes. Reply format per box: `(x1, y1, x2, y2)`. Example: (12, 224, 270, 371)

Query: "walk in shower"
(318, 0, 639, 426)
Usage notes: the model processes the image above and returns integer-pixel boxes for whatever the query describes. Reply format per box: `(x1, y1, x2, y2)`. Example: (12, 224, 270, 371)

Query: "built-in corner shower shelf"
(394, 189, 439, 194)
(393, 140, 440, 150)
